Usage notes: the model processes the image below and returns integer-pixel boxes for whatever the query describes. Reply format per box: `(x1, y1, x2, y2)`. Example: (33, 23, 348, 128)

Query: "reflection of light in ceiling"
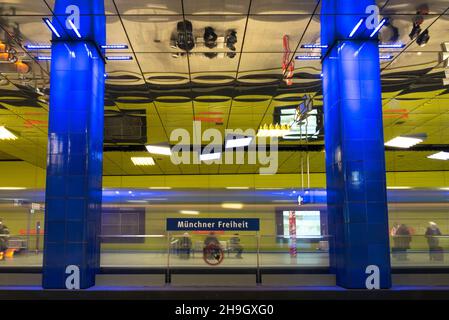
(0, 187, 26, 190)
(200, 152, 221, 161)
(226, 187, 249, 190)
(149, 187, 171, 190)
(385, 136, 424, 148)
(146, 145, 172, 156)
(221, 203, 243, 209)
(0, 126, 18, 140)
(428, 151, 449, 161)
(180, 210, 199, 215)
(131, 157, 155, 166)
(387, 187, 412, 190)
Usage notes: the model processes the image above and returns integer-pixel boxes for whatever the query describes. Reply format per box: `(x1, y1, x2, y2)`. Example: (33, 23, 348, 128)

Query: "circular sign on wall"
(203, 243, 224, 266)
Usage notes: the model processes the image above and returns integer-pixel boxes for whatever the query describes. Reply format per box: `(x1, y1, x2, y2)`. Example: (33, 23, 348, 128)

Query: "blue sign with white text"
(167, 218, 260, 231)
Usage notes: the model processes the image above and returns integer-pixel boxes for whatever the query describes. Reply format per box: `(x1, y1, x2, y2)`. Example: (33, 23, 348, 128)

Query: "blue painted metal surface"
(43, 0, 105, 289)
(321, 0, 392, 288)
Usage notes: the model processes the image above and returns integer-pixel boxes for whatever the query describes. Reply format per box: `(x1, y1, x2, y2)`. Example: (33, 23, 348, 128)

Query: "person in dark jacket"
(392, 224, 412, 261)
(425, 222, 442, 261)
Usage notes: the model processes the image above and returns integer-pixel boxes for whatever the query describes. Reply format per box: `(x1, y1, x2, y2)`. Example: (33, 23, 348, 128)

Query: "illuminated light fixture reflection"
(226, 187, 249, 190)
(427, 151, 449, 161)
(380, 55, 393, 60)
(295, 55, 321, 60)
(200, 152, 221, 161)
(24, 44, 51, 50)
(36, 56, 52, 61)
(225, 135, 253, 149)
(349, 18, 365, 38)
(440, 187, 449, 191)
(301, 44, 328, 49)
(180, 210, 199, 215)
(0, 187, 26, 190)
(149, 187, 172, 190)
(370, 18, 388, 38)
(221, 203, 243, 210)
(146, 144, 172, 156)
(101, 44, 129, 50)
(131, 157, 155, 166)
(67, 19, 81, 38)
(257, 123, 291, 137)
(0, 126, 18, 140)
(105, 56, 133, 61)
(379, 43, 405, 49)
(385, 135, 425, 148)
(43, 18, 61, 38)
(387, 186, 412, 190)
(127, 200, 148, 203)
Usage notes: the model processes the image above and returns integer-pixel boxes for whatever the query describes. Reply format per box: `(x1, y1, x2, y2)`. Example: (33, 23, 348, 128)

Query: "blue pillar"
(321, 0, 392, 288)
(43, 0, 105, 289)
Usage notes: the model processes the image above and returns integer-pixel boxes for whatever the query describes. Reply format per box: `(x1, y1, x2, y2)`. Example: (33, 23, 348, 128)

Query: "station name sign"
(166, 218, 260, 231)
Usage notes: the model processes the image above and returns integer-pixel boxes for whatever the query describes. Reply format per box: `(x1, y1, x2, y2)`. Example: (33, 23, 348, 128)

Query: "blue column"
(43, 0, 105, 289)
(321, 0, 392, 288)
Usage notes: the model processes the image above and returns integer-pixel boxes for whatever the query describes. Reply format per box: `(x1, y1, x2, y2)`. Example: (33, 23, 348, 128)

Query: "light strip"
(349, 18, 365, 38)
(200, 152, 221, 161)
(225, 137, 253, 149)
(0, 187, 26, 190)
(226, 187, 249, 190)
(221, 203, 243, 210)
(0, 126, 18, 140)
(68, 19, 82, 38)
(301, 44, 328, 49)
(370, 18, 387, 38)
(101, 44, 129, 50)
(24, 44, 52, 50)
(380, 55, 393, 60)
(105, 56, 133, 61)
(180, 210, 199, 215)
(146, 145, 172, 156)
(385, 136, 424, 148)
(131, 157, 155, 166)
(379, 43, 405, 49)
(149, 187, 172, 190)
(295, 55, 321, 60)
(43, 18, 61, 38)
(36, 56, 52, 61)
(427, 151, 449, 161)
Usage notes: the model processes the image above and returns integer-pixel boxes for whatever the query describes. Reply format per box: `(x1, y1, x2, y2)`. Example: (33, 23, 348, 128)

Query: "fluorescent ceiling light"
(440, 187, 449, 191)
(385, 136, 425, 148)
(105, 56, 133, 61)
(349, 18, 365, 38)
(370, 18, 387, 38)
(387, 187, 412, 190)
(43, 18, 61, 38)
(380, 55, 393, 60)
(0, 187, 26, 190)
(295, 55, 321, 60)
(24, 44, 51, 50)
(101, 44, 129, 50)
(301, 44, 328, 49)
(221, 203, 243, 210)
(200, 152, 221, 161)
(379, 43, 405, 49)
(427, 151, 449, 161)
(149, 187, 172, 190)
(0, 126, 18, 140)
(127, 200, 148, 203)
(36, 56, 52, 61)
(226, 187, 249, 190)
(180, 210, 199, 215)
(225, 136, 253, 149)
(67, 19, 81, 38)
(146, 145, 172, 156)
(131, 157, 155, 166)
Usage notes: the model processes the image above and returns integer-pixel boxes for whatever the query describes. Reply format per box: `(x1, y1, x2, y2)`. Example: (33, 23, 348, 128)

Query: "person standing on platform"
(179, 232, 192, 259)
(230, 233, 243, 259)
(425, 222, 443, 261)
(392, 224, 412, 261)
(0, 219, 10, 260)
